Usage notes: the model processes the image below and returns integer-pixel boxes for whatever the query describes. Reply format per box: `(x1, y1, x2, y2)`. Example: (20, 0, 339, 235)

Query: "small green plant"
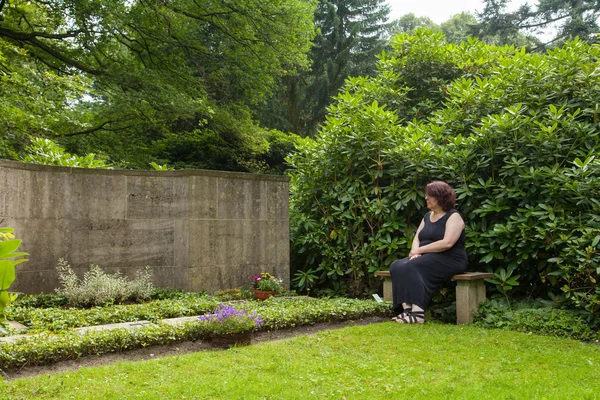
(149, 161, 174, 171)
(251, 272, 283, 292)
(292, 268, 318, 293)
(198, 303, 263, 335)
(150, 287, 193, 301)
(215, 288, 253, 301)
(0, 228, 28, 329)
(485, 267, 520, 308)
(12, 293, 68, 308)
(22, 137, 109, 168)
(55, 259, 154, 307)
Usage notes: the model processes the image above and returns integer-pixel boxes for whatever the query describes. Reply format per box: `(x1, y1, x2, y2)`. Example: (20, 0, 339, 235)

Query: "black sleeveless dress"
(389, 209, 468, 311)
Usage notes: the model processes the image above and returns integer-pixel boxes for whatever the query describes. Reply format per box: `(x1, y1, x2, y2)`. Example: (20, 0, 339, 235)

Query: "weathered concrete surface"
(0, 160, 289, 294)
(455, 279, 487, 324)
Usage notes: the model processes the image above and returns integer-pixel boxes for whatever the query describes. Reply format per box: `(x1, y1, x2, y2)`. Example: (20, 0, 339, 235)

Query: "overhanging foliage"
(0, 0, 316, 171)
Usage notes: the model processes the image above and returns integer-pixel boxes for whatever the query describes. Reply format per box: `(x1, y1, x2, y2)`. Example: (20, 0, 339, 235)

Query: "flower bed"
(5, 295, 221, 333)
(0, 297, 392, 370)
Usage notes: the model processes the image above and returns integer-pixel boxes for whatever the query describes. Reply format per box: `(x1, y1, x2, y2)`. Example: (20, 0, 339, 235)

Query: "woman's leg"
(389, 257, 424, 312)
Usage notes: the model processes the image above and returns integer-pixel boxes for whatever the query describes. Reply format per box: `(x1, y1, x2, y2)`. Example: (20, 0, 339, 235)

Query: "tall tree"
(295, 0, 391, 135)
(388, 13, 439, 37)
(0, 0, 316, 170)
(472, 0, 600, 49)
(440, 12, 478, 43)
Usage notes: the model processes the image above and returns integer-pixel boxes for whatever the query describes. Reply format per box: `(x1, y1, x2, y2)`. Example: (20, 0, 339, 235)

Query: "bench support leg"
(455, 280, 486, 324)
(383, 278, 392, 302)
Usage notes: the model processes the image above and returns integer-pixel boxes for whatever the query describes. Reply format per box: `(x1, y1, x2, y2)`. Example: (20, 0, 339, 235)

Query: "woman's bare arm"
(410, 213, 464, 256)
(408, 219, 425, 259)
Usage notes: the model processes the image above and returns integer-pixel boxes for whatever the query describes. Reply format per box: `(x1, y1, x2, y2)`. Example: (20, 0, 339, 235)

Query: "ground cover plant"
(6, 295, 221, 333)
(473, 298, 597, 341)
(2, 323, 600, 399)
(0, 296, 391, 370)
(5, 294, 389, 334)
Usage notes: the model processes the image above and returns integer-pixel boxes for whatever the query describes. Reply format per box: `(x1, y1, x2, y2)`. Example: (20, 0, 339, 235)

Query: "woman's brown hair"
(425, 181, 456, 212)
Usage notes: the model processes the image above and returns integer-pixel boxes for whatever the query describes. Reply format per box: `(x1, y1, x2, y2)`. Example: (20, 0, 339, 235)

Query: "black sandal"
(395, 310, 426, 324)
(392, 307, 412, 321)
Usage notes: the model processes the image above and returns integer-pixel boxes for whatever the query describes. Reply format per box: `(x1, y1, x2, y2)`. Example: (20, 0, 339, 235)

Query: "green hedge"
(288, 30, 600, 319)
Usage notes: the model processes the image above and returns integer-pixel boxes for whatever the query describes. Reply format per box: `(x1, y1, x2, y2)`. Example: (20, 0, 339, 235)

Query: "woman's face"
(425, 193, 439, 210)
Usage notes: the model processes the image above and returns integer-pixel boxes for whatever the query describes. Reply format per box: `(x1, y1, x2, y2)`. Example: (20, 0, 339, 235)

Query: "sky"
(387, 0, 529, 24)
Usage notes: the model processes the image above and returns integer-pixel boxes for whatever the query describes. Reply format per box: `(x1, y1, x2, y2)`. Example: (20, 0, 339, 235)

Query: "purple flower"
(198, 303, 263, 333)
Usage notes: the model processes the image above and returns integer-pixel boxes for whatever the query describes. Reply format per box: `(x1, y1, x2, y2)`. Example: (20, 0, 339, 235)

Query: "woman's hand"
(409, 250, 422, 260)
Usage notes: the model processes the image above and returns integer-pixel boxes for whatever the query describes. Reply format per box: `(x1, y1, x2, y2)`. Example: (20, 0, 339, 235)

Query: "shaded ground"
(2, 316, 388, 381)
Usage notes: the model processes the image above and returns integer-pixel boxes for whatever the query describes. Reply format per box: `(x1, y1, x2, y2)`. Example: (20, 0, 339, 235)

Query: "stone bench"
(375, 271, 493, 324)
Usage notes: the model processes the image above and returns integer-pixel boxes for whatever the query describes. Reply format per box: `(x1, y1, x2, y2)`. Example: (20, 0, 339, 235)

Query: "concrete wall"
(0, 160, 289, 294)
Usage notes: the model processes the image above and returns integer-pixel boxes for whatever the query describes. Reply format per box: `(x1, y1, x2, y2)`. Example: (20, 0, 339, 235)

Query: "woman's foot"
(394, 310, 426, 324)
(392, 307, 412, 321)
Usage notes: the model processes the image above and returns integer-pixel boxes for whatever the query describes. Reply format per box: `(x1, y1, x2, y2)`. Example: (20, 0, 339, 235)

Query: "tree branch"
(0, 26, 104, 75)
(59, 120, 137, 137)
(516, 13, 571, 30)
(0, 25, 83, 40)
(31, 54, 74, 75)
(167, 4, 236, 20)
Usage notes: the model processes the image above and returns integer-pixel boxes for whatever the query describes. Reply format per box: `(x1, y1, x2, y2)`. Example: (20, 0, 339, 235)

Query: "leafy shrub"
(22, 137, 109, 168)
(248, 297, 391, 331)
(0, 322, 208, 370)
(55, 259, 154, 307)
(0, 227, 28, 329)
(287, 30, 600, 318)
(474, 299, 597, 341)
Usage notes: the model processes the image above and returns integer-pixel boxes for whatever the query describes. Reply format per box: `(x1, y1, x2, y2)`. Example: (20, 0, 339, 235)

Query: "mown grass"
(2, 322, 599, 399)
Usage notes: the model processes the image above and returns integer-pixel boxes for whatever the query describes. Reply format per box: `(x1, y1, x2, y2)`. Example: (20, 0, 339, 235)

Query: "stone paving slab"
(7, 321, 27, 332)
(161, 316, 200, 325)
(0, 317, 199, 344)
(75, 320, 153, 334)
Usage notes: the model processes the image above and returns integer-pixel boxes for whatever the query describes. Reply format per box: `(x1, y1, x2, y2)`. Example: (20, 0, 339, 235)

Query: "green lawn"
(2, 322, 599, 399)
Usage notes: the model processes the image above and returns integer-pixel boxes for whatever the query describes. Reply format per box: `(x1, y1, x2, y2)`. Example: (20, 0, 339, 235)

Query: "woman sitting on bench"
(390, 181, 468, 324)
